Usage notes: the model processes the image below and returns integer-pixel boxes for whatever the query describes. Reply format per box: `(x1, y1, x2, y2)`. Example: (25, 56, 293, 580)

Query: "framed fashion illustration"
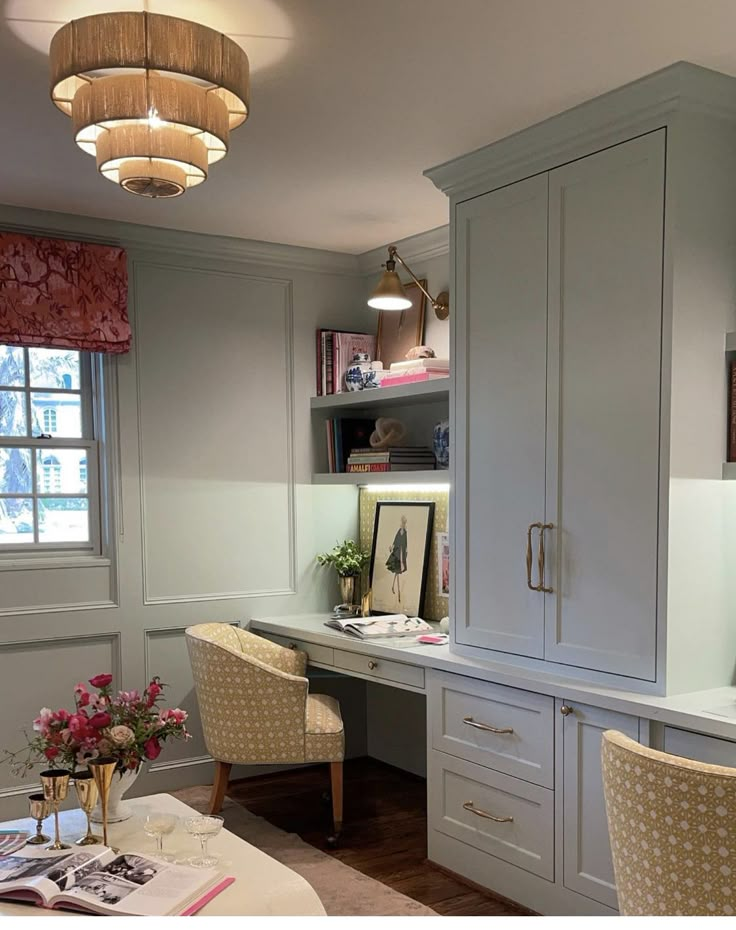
(368, 500, 435, 617)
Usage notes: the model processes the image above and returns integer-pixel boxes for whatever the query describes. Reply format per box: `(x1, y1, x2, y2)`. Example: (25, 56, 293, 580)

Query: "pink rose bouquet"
(3, 675, 190, 776)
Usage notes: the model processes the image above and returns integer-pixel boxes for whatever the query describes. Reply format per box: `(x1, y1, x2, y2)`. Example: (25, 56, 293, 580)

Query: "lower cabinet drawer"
(429, 671, 554, 788)
(428, 750, 554, 880)
(663, 726, 736, 767)
(260, 633, 334, 668)
(333, 649, 425, 690)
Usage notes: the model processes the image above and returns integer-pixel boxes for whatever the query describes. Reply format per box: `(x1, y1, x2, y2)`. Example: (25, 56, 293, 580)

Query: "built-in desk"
(249, 614, 736, 916)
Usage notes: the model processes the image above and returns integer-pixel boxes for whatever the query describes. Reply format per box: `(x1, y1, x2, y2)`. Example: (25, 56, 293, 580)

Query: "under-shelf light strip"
(362, 483, 450, 492)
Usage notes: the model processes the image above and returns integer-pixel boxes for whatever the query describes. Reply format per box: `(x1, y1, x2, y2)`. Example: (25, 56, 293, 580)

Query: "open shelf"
(723, 462, 736, 480)
(310, 379, 449, 412)
(312, 470, 449, 486)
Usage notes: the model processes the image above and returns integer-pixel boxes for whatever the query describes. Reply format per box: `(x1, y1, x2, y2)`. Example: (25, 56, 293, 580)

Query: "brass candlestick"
(72, 771, 102, 846)
(88, 757, 117, 851)
(26, 793, 51, 845)
(39, 769, 71, 850)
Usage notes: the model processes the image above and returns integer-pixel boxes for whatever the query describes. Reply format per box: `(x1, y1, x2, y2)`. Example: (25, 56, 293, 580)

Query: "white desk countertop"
(251, 613, 736, 743)
(0, 792, 325, 917)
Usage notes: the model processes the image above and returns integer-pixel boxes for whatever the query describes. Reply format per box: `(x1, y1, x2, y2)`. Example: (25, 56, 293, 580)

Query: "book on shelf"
(324, 614, 431, 638)
(729, 360, 736, 462)
(379, 371, 450, 387)
(389, 358, 450, 372)
(315, 330, 376, 395)
(347, 446, 436, 466)
(325, 417, 375, 473)
(0, 845, 228, 916)
(346, 463, 435, 473)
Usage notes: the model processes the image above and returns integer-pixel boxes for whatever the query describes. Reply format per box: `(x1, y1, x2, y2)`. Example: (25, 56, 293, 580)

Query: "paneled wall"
(0, 206, 375, 817)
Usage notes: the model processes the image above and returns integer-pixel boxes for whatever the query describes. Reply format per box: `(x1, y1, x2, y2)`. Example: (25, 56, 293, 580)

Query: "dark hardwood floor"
(227, 756, 532, 916)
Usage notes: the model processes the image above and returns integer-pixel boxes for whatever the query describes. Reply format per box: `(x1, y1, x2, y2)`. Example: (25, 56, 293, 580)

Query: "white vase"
(90, 766, 141, 824)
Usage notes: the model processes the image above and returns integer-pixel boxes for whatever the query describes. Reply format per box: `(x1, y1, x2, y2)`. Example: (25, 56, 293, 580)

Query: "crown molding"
(356, 224, 449, 275)
(425, 61, 736, 199)
(0, 204, 361, 277)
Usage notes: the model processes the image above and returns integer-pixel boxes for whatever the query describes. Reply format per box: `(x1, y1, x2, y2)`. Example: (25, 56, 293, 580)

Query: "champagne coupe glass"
(26, 793, 51, 846)
(72, 771, 102, 846)
(184, 814, 224, 868)
(143, 812, 178, 862)
(39, 769, 72, 851)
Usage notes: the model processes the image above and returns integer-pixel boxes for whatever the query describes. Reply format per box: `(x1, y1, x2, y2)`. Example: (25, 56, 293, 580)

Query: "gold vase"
(39, 769, 71, 851)
(72, 771, 102, 846)
(339, 575, 355, 606)
(88, 757, 118, 851)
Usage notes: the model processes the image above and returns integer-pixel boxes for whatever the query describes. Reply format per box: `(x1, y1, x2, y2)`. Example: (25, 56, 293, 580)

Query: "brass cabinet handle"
(560, 704, 574, 716)
(463, 801, 514, 823)
(537, 523, 554, 594)
(367, 660, 378, 670)
(463, 715, 514, 735)
(526, 522, 542, 591)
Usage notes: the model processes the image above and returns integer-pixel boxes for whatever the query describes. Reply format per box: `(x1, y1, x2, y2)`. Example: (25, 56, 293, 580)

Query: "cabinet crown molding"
(425, 61, 736, 200)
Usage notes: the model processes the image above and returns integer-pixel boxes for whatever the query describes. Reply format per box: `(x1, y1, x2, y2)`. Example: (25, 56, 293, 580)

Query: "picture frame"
(375, 279, 427, 368)
(369, 500, 435, 617)
(437, 531, 449, 597)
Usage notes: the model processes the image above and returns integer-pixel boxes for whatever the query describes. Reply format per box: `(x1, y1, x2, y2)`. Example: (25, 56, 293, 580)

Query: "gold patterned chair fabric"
(601, 729, 736, 915)
(185, 622, 344, 838)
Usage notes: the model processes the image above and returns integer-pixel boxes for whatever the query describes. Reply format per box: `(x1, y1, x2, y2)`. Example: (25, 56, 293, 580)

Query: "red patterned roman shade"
(0, 232, 130, 354)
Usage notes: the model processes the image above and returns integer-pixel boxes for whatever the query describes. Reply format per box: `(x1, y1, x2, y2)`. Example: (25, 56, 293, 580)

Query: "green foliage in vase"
(316, 539, 369, 577)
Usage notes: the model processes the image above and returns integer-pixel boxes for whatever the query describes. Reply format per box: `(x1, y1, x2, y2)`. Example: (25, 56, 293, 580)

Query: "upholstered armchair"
(185, 622, 344, 841)
(601, 729, 736, 915)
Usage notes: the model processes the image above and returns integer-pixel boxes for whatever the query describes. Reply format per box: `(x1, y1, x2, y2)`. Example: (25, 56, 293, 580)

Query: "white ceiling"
(3, 0, 736, 254)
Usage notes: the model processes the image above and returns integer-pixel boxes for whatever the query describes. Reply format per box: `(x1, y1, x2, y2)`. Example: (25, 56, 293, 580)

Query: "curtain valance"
(0, 232, 130, 354)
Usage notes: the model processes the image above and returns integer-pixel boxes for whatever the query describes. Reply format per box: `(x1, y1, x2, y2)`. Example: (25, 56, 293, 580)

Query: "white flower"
(107, 725, 135, 747)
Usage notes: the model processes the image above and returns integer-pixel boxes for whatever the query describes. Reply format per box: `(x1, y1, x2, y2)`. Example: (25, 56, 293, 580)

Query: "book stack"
(380, 357, 450, 388)
(346, 446, 436, 473)
(316, 330, 377, 395)
(326, 418, 375, 473)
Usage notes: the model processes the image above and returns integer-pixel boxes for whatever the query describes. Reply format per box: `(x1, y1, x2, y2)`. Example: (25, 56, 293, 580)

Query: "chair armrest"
(234, 627, 308, 676)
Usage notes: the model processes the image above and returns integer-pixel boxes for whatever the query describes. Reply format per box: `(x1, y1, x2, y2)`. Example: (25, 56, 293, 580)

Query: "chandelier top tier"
(49, 12, 250, 199)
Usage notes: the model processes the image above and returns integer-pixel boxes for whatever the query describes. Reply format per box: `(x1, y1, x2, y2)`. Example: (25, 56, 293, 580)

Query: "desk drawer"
(333, 649, 425, 690)
(429, 671, 554, 787)
(260, 633, 334, 668)
(663, 727, 736, 767)
(428, 750, 554, 880)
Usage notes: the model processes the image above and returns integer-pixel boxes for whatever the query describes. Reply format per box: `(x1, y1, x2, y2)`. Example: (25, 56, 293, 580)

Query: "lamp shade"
(368, 269, 413, 311)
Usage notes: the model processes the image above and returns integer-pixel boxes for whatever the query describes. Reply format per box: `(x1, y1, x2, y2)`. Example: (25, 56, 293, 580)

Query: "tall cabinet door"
(544, 131, 665, 679)
(455, 174, 548, 657)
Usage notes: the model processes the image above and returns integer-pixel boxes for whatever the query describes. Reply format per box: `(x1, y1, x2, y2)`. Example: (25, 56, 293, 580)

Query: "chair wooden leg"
(327, 761, 343, 847)
(210, 761, 232, 814)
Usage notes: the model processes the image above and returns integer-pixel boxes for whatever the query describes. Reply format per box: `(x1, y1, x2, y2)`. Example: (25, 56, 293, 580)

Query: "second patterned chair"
(185, 622, 345, 842)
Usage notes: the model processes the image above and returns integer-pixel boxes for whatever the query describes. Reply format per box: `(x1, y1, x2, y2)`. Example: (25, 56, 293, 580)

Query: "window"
(0, 345, 101, 553)
(42, 408, 57, 434)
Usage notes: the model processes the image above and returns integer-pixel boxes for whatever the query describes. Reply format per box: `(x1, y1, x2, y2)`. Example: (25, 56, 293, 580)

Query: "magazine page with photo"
(0, 849, 222, 915)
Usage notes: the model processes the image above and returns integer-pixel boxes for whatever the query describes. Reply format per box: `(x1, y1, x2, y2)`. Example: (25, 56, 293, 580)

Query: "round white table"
(0, 792, 326, 917)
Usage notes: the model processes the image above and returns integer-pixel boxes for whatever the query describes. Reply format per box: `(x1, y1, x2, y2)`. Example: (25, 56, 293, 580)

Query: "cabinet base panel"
(428, 829, 617, 917)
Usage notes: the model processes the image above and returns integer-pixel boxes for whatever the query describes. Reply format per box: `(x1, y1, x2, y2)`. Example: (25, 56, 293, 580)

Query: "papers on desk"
(324, 614, 431, 638)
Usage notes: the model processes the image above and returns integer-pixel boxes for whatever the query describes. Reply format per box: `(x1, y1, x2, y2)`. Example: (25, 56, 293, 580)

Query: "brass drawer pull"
(560, 704, 574, 716)
(463, 715, 513, 735)
(463, 801, 514, 823)
(526, 522, 541, 591)
(367, 660, 378, 670)
(526, 522, 554, 593)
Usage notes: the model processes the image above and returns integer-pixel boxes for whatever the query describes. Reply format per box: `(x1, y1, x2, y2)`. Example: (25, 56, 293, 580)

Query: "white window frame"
(0, 347, 103, 556)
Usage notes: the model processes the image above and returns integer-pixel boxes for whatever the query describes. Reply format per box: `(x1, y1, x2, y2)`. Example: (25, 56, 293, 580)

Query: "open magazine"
(325, 614, 431, 638)
(0, 846, 225, 916)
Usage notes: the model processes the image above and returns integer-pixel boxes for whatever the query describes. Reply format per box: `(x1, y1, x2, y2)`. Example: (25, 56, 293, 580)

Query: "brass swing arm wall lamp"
(368, 245, 450, 320)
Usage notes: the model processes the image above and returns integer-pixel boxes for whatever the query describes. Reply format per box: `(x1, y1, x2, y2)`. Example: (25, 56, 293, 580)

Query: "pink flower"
(43, 746, 60, 761)
(89, 673, 113, 689)
(68, 712, 89, 735)
(145, 680, 162, 708)
(160, 708, 188, 726)
(33, 707, 54, 735)
(52, 709, 71, 725)
(143, 737, 161, 760)
(88, 712, 112, 729)
(117, 689, 140, 705)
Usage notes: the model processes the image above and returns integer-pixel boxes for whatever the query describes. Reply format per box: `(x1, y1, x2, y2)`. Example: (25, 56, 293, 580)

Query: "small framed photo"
(369, 501, 435, 617)
(437, 532, 449, 597)
(375, 279, 427, 368)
